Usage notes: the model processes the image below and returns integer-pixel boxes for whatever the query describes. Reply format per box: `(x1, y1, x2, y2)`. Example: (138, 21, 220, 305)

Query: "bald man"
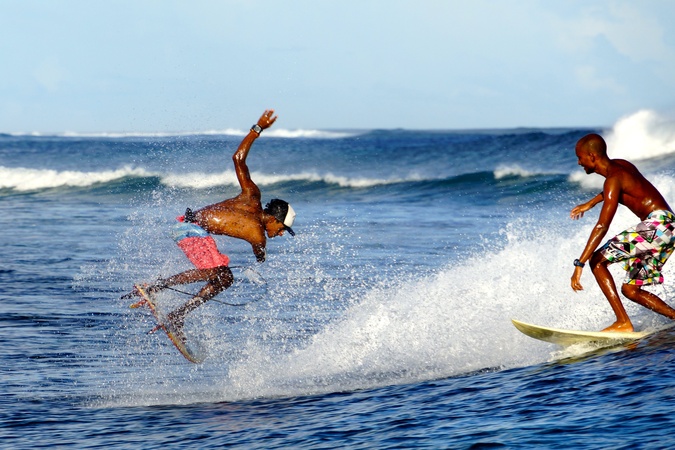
(570, 133, 675, 332)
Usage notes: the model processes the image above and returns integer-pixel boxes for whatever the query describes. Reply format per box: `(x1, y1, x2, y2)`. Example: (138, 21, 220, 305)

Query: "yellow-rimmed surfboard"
(130, 284, 203, 363)
(511, 318, 652, 347)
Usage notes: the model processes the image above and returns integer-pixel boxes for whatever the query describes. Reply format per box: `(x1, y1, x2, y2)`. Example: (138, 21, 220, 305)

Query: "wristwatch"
(251, 124, 263, 135)
(573, 259, 585, 268)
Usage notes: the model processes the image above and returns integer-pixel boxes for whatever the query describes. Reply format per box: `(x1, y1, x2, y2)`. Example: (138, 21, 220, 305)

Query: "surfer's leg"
(589, 251, 634, 332)
(150, 269, 213, 291)
(137, 265, 229, 295)
(120, 271, 199, 299)
(621, 284, 675, 320)
(167, 266, 233, 328)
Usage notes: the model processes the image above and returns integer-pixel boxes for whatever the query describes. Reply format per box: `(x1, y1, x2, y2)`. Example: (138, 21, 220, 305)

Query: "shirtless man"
(125, 109, 296, 329)
(570, 133, 675, 332)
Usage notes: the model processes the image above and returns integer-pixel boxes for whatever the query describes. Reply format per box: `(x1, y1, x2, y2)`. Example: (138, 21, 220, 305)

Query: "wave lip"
(0, 165, 151, 191)
(0, 166, 428, 192)
(604, 109, 675, 160)
(494, 165, 540, 179)
(1, 165, 567, 193)
(161, 170, 425, 189)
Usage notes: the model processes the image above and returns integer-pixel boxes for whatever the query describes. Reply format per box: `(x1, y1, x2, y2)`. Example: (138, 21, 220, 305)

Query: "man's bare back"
(194, 199, 268, 257)
(605, 159, 671, 220)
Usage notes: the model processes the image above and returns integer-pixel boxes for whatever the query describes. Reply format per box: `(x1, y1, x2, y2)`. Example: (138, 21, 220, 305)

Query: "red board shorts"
(171, 221, 230, 269)
(599, 210, 675, 286)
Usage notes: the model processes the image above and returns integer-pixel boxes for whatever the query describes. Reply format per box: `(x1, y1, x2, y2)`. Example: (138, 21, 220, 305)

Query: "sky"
(2, 0, 675, 133)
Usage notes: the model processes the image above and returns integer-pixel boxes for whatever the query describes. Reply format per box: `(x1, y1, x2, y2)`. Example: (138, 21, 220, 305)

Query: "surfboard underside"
(133, 284, 203, 363)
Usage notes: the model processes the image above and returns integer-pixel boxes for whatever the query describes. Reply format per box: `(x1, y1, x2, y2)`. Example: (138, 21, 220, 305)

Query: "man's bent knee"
(214, 266, 234, 288)
(589, 251, 609, 271)
(621, 283, 641, 299)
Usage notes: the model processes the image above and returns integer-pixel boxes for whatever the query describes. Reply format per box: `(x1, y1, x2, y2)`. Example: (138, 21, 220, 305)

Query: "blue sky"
(2, 0, 675, 132)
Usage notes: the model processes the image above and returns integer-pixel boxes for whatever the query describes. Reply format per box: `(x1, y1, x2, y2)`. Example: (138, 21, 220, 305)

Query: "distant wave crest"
(0, 165, 423, 192)
(567, 171, 604, 190)
(493, 165, 538, 179)
(162, 170, 422, 189)
(0, 165, 150, 191)
(1, 163, 568, 193)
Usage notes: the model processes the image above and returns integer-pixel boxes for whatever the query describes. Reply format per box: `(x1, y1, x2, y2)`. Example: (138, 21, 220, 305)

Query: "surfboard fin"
(148, 324, 163, 335)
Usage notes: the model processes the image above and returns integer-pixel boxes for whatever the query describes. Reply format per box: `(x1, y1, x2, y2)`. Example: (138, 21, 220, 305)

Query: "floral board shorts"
(599, 210, 675, 286)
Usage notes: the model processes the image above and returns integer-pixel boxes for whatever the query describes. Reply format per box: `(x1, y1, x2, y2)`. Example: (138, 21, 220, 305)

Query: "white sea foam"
(494, 164, 538, 179)
(0, 164, 419, 192)
(162, 170, 419, 189)
(219, 207, 675, 400)
(604, 109, 675, 160)
(99, 200, 675, 406)
(567, 170, 605, 190)
(0, 165, 150, 191)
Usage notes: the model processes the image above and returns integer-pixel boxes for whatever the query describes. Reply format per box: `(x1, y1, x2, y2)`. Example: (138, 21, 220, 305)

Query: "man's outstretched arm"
(570, 192, 604, 220)
(233, 110, 278, 197)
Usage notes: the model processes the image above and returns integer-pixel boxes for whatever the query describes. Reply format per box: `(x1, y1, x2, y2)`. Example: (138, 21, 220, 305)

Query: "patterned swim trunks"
(599, 210, 675, 285)
(171, 221, 230, 269)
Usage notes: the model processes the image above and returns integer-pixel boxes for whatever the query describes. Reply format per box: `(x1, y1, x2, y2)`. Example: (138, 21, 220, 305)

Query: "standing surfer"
(124, 109, 296, 331)
(570, 133, 675, 332)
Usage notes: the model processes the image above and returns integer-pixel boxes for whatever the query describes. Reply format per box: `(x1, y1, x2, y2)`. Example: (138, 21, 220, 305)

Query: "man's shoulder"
(607, 159, 642, 180)
(609, 158, 633, 169)
(202, 196, 263, 213)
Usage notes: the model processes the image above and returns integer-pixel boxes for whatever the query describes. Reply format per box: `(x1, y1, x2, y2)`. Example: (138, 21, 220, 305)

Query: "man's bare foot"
(121, 285, 142, 300)
(121, 281, 166, 300)
(602, 321, 634, 333)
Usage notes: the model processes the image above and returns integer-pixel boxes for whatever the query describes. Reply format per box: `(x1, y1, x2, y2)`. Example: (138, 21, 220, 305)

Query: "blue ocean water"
(3, 110, 675, 448)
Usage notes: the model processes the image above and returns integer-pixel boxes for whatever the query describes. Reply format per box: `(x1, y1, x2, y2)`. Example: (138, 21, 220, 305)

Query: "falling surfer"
(123, 109, 297, 343)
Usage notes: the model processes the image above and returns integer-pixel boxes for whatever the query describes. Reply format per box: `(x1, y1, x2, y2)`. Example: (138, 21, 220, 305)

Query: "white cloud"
(598, 3, 675, 63)
(558, 3, 675, 64)
(574, 65, 624, 94)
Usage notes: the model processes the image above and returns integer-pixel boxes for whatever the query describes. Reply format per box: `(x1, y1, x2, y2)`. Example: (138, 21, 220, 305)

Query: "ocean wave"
(493, 164, 548, 179)
(0, 163, 567, 194)
(567, 170, 605, 190)
(604, 110, 675, 160)
(166, 166, 561, 190)
(0, 165, 151, 191)
(4, 128, 361, 140)
(0, 165, 421, 192)
(162, 170, 423, 189)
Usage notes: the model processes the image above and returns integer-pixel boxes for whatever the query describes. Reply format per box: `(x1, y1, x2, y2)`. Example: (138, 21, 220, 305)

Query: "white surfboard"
(511, 318, 651, 347)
